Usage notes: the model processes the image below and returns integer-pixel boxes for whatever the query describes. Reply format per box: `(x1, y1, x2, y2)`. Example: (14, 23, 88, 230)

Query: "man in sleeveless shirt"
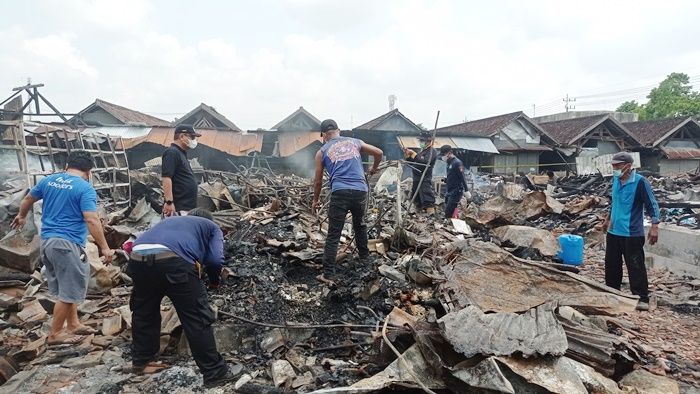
(311, 119, 383, 286)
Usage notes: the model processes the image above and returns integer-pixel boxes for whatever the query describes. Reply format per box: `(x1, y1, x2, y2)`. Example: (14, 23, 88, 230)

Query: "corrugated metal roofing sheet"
(116, 126, 263, 156)
(661, 147, 700, 160)
(438, 303, 568, 358)
(84, 126, 152, 139)
(277, 131, 323, 157)
(497, 143, 552, 152)
(397, 136, 499, 153)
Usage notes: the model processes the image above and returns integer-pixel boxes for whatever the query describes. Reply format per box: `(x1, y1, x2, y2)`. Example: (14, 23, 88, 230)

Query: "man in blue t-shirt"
(439, 145, 469, 219)
(312, 119, 383, 286)
(598, 152, 660, 311)
(11, 151, 114, 345)
(127, 209, 240, 388)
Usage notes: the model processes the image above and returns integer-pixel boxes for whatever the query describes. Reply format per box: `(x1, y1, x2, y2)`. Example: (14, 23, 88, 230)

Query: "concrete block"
(0, 235, 40, 273)
(101, 315, 123, 336)
(644, 224, 700, 277)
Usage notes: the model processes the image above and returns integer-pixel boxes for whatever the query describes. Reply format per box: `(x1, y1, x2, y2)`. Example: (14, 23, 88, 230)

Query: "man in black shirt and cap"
(162, 125, 201, 216)
(403, 132, 438, 214)
(439, 145, 468, 219)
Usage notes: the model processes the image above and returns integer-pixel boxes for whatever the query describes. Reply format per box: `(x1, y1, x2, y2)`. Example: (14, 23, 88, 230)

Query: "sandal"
(47, 333, 86, 345)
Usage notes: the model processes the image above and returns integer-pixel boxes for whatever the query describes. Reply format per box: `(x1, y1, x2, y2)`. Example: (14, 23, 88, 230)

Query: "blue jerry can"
(557, 234, 584, 265)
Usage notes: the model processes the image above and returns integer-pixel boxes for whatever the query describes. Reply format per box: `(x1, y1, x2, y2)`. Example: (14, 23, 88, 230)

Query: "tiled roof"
(354, 109, 422, 132)
(271, 106, 321, 131)
(538, 115, 608, 145)
(79, 99, 170, 126)
(176, 103, 242, 132)
(435, 112, 524, 137)
(355, 109, 399, 130)
(625, 117, 694, 146)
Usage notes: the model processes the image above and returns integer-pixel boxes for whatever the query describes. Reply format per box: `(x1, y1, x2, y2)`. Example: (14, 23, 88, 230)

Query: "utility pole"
(532, 104, 536, 117)
(563, 94, 576, 112)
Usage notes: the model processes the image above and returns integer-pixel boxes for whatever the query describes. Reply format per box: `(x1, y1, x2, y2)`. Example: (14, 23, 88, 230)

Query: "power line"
(534, 73, 700, 113)
(577, 75, 700, 99)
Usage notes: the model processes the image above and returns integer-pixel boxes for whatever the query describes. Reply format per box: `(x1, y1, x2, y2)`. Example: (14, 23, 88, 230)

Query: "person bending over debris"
(439, 145, 468, 219)
(598, 152, 660, 311)
(127, 208, 241, 388)
(161, 124, 202, 217)
(403, 131, 438, 214)
(312, 119, 383, 286)
(11, 150, 115, 345)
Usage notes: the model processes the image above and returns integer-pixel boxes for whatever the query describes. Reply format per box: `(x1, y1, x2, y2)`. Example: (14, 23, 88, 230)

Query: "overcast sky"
(2, 0, 700, 129)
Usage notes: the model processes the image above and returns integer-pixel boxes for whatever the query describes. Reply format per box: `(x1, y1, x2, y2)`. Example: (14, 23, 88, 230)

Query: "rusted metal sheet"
(661, 146, 700, 160)
(117, 126, 263, 156)
(439, 241, 639, 316)
(559, 317, 620, 376)
(438, 303, 567, 358)
(276, 131, 323, 157)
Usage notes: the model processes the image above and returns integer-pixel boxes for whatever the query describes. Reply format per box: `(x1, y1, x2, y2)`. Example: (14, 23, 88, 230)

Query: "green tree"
(616, 73, 700, 120)
(616, 100, 642, 113)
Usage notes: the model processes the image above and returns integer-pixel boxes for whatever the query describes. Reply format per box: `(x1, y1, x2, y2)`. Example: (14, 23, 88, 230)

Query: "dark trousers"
(323, 189, 369, 277)
(128, 258, 227, 382)
(444, 189, 463, 219)
(605, 233, 649, 303)
(411, 177, 436, 209)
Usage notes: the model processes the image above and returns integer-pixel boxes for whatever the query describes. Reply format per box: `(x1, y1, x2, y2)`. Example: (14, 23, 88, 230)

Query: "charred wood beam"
(551, 175, 603, 198)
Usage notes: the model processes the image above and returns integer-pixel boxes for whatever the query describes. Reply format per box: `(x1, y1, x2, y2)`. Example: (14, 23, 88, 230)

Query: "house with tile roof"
(435, 111, 555, 174)
(537, 114, 643, 172)
(348, 108, 425, 160)
(625, 117, 700, 174)
(69, 99, 170, 127)
(260, 106, 323, 157)
(175, 103, 242, 132)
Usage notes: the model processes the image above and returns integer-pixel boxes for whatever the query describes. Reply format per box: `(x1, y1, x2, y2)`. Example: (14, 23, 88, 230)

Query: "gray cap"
(611, 152, 633, 164)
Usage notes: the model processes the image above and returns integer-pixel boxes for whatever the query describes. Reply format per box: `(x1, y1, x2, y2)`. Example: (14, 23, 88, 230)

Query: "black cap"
(611, 152, 633, 164)
(174, 124, 202, 137)
(439, 145, 452, 155)
(418, 131, 434, 141)
(320, 119, 339, 134)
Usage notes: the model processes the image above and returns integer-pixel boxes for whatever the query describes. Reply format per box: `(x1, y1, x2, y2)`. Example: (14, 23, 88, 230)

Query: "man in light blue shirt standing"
(599, 152, 660, 311)
(12, 151, 114, 344)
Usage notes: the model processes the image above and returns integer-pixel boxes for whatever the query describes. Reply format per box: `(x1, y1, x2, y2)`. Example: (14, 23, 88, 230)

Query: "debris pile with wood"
(0, 164, 698, 393)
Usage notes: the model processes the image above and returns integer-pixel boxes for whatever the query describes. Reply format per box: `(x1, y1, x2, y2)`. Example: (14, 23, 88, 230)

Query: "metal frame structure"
(0, 119, 131, 208)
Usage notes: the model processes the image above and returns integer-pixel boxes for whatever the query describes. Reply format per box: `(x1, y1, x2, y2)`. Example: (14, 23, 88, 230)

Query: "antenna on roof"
(388, 95, 397, 111)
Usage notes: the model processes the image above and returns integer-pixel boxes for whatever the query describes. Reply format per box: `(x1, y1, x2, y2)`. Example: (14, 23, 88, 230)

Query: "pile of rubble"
(0, 164, 698, 393)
